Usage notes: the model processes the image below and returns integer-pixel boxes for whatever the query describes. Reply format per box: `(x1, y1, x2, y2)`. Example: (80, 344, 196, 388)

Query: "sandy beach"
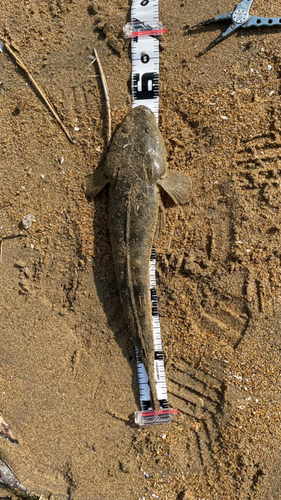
(1, 0, 281, 498)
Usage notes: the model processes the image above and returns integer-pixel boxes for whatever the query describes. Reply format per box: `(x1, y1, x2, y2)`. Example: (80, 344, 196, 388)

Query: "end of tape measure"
(123, 21, 168, 38)
(134, 409, 178, 427)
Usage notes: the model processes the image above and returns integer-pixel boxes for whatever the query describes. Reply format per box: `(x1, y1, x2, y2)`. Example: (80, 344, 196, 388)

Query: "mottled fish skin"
(106, 106, 166, 411)
(86, 105, 191, 411)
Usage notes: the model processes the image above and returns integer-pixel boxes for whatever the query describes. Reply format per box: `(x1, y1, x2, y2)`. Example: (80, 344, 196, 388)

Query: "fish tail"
(125, 199, 160, 411)
(149, 377, 160, 411)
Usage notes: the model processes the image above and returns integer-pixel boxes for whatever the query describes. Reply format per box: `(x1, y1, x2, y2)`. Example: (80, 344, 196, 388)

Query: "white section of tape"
(131, 0, 160, 122)
(131, 0, 159, 23)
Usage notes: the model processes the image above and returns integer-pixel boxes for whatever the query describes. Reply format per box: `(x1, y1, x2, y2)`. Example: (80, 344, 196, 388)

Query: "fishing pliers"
(188, 0, 281, 56)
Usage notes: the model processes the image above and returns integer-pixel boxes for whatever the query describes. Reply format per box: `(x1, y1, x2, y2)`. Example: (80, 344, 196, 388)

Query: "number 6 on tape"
(129, 0, 165, 123)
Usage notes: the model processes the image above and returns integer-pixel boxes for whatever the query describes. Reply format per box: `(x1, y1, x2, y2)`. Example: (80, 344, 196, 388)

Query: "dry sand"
(1, 0, 281, 498)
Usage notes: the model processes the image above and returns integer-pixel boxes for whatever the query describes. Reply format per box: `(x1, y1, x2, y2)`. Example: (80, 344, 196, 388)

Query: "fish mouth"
(132, 105, 157, 122)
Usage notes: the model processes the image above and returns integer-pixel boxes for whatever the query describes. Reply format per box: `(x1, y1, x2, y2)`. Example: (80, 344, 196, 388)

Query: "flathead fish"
(86, 105, 191, 411)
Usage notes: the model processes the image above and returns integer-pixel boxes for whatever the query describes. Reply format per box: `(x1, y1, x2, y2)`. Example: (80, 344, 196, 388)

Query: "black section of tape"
(132, 72, 159, 100)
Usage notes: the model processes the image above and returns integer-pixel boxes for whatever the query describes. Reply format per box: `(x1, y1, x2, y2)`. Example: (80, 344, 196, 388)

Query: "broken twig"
(85, 55, 96, 73)
(94, 49, 111, 147)
(4, 42, 75, 144)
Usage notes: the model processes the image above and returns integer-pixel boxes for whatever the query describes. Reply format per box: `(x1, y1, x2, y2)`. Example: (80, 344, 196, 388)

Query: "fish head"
(130, 106, 168, 183)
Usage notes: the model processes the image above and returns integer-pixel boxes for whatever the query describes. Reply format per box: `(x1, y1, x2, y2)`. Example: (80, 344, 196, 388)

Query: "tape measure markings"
(128, 0, 177, 426)
(135, 247, 169, 413)
(130, 0, 161, 121)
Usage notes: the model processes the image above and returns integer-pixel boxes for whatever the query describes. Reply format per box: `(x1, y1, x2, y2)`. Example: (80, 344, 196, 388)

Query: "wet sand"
(1, 0, 281, 498)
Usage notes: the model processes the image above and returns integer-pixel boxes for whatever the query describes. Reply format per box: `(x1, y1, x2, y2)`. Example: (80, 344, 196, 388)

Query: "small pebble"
(15, 261, 27, 269)
(21, 214, 35, 229)
(119, 460, 130, 473)
(15, 98, 27, 114)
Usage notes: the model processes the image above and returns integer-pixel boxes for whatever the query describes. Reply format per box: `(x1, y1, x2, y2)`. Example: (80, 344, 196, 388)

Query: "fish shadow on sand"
(89, 182, 141, 412)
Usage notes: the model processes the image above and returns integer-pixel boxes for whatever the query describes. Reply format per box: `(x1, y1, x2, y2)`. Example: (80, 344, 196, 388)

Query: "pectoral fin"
(157, 170, 191, 205)
(85, 166, 110, 199)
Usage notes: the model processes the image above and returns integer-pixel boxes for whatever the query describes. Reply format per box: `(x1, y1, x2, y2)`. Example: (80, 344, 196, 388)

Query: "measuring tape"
(123, 0, 178, 427)
(124, 0, 167, 123)
(134, 248, 178, 426)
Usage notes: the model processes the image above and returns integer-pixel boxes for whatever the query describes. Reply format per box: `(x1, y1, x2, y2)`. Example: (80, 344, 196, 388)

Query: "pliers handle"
(245, 15, 281, 29)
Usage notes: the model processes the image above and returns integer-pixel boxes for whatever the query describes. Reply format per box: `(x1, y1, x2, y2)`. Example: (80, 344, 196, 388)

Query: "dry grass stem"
(4, 42, 75, 144)
(94, 49, 111, 147)
(85, 56, 96, 72)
